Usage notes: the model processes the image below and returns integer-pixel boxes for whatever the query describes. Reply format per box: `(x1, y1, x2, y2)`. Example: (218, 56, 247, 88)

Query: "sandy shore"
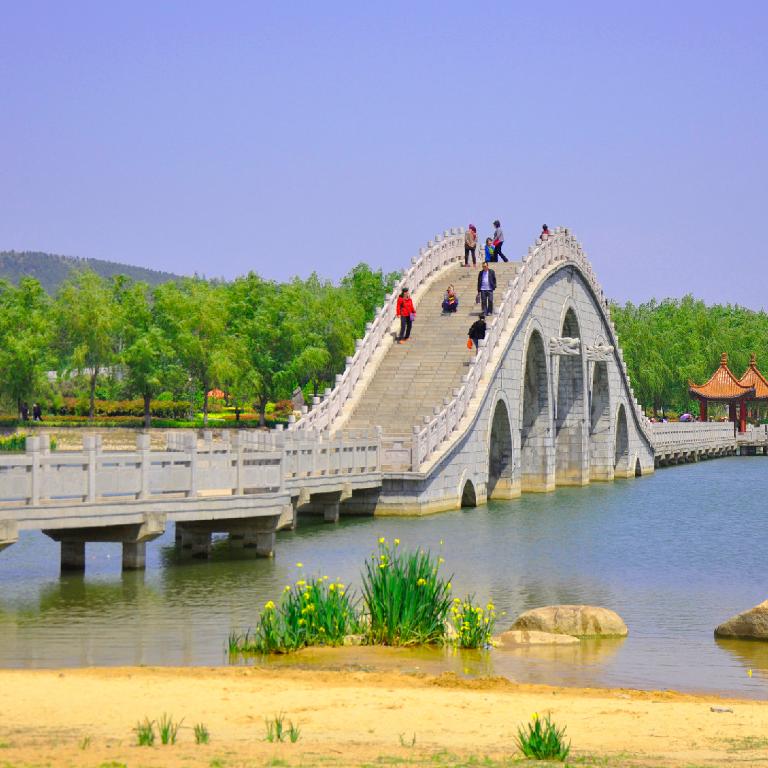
(1, 663, 767, 767)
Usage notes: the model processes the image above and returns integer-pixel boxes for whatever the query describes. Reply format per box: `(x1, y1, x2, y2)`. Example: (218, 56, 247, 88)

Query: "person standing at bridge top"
(396, 287, 415, 344)
(477, 262, 496, 317)
(492, 220, 508, 262)
(464, 225, 477, 267)
(540, 224, 551, 240)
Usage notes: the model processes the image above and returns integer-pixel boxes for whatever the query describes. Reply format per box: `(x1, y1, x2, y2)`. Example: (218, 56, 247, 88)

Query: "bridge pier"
(61, 540, 86, 571)
(175, 514, 281, 558)
(177, 528, 212, 558)
(45, 513, 166, 573)
(0, 520, 18, 553)
(122, 541, 146, 570)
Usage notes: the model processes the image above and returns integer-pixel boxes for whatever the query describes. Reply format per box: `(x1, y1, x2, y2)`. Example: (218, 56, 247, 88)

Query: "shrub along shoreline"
(228, 539, 498, 656)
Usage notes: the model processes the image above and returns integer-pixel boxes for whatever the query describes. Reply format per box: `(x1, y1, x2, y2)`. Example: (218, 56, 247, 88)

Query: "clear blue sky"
(2, 2, 767, 307)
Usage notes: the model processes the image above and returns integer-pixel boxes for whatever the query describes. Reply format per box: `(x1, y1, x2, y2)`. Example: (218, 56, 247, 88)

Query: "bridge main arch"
(520, 328, 555, 492)
(555, 306, 589, 486)
(589, 358, 614, 480)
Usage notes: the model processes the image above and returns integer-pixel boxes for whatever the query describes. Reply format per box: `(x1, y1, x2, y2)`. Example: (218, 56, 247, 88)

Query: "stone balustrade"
(0, 428, 383, 569)
(650, 421, 739, 465)
(290, 229, 465, 432)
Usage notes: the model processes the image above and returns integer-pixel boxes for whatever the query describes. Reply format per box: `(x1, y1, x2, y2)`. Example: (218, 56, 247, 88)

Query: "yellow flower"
(298, 618, 306, 626)
(532, 712, 538, 720)
(439, 539, 444, 546)
(264, 600, 275, 610)
(379, 563, 386, 569)
(329, 583, 336, 592)
(417, 578, 426, 586)
(296, 562, 303, 568)
(486, 602, 495, 611)
(394, 538, 400, 546)
(378, 537, 385, 544)
(438, 557, 445, 564)
(284, 585, 291, 592)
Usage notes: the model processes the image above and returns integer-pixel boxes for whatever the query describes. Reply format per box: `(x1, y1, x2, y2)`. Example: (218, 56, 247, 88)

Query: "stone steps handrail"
(409, 228, 653, 470)
(290, 229, 465, 432)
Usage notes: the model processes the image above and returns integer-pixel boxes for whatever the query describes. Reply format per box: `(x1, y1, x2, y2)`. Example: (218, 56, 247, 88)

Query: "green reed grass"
(361, 539, 453, 646)
(265, 712, 299, 743)
(450, 595, 497, 649)
(134, 718, 155, 746)
(515, 713, 571, 761)
(157, 713, 183, 745)
(229, 574, 360, 655)
(193, 722, 210, 744)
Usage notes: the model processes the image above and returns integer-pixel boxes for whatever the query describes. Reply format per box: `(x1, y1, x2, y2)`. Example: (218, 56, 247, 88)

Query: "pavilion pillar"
(729, 402, 737, 424)
(739, 398, 747, 433)
(699, 398, 708, 422)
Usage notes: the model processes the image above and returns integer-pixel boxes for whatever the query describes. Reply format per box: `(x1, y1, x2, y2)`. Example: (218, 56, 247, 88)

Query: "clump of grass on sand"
(515, 712, 571, 761)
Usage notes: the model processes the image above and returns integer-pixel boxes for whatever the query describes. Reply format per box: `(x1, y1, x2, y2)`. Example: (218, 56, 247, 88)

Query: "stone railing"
(650, 422, 736, 453)
(0, 428, 382, 509)
(409, 228, 653, 471)
(290, 229, 465, 432)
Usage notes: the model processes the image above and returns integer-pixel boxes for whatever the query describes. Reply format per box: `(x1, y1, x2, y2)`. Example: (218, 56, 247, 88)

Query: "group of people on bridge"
(395, 222, 550, 350)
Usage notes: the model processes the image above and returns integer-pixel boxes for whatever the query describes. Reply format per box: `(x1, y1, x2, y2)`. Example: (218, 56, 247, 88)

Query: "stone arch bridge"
(294, 227, 656, 513)
(1, 227, 754, 570)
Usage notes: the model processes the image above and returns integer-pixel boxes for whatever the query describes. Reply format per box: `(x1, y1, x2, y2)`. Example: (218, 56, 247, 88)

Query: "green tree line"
(0, 264, 400, 426)
(611, 296, 768, 416)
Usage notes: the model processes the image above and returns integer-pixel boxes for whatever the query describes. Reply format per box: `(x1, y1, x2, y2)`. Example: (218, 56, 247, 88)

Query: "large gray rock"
(511, 605, 628, 638)
(715, 600, 768, 639)
(499, 630, 580, 646)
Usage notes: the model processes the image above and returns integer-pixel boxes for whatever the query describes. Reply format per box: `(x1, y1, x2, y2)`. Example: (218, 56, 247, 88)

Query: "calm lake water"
(2, 456, 768, 698)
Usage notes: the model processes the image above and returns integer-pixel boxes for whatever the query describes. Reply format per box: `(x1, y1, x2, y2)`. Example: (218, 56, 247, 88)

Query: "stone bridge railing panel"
(0, 428, 382, 512)
(650, 422, 736, 453)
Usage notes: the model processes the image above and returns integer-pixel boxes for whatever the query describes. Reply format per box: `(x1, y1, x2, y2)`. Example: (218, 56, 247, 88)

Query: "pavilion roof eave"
(689, 353, 755, 402)
(737, 354, 768, 400)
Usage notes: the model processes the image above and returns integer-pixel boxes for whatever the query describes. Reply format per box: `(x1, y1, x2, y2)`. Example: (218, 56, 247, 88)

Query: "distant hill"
(0, 251, 185, 293)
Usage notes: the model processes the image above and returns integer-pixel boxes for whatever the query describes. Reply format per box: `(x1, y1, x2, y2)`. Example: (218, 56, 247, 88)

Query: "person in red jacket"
(396, 287, 415, 343)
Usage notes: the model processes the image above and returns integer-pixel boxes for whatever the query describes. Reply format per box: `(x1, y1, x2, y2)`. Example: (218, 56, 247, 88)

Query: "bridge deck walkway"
(343, 261, 518, 436)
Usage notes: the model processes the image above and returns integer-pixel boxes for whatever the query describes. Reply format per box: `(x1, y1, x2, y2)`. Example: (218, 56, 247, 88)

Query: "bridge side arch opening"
(521, 330, 551, 492)
(488, 399, 515, 499)
(614, 403, 630, 475)
(460, 479, 477, 508)
(555, 308, 587, 485)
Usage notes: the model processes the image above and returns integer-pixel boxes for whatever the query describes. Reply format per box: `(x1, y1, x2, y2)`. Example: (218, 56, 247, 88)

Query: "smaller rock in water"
(714, 600, 768, 640)
(499, 630, 580, 646)
(510, 605, 628, 638)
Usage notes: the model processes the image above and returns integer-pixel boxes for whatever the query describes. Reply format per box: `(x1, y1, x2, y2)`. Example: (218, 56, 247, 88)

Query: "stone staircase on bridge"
(343, 260, 518, 436)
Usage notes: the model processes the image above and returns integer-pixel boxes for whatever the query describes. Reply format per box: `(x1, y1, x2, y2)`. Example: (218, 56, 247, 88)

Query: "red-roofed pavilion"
(689, 353, 755, 432)
(738, 354, 768, 425)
